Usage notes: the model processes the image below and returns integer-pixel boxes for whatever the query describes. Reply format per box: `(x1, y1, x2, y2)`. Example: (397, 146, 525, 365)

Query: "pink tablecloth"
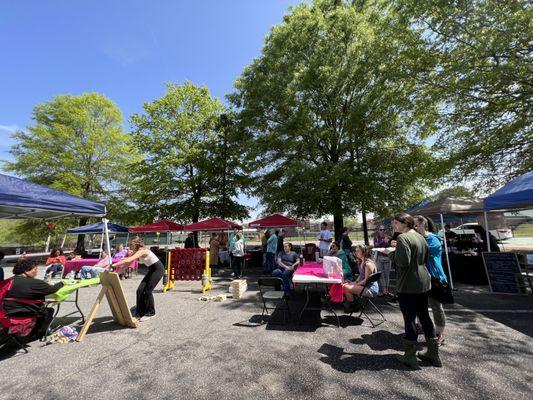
(294, 262, 343, 302)
(64, 258, 138, 276)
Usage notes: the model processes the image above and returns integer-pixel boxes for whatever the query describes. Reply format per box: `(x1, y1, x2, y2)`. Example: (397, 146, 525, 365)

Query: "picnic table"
(293, 262, 343, 327)
(44, 277, 100, 337)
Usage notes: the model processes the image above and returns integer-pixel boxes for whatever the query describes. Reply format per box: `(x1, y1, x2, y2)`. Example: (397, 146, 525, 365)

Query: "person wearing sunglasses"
(373, 226, 392, 296)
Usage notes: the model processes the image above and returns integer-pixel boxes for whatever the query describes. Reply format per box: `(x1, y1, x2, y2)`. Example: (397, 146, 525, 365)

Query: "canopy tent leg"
(102, 218, 112, 265)
(45, 233, 51, 253)
(60, 234, 67, 249)
(99, 232, 104, 253)
(484, 211, 491, 252)
(440, 213, 454, 290)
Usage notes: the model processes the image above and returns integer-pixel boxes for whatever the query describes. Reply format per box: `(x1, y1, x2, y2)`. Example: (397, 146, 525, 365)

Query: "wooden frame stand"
(76, 271, 138, 342)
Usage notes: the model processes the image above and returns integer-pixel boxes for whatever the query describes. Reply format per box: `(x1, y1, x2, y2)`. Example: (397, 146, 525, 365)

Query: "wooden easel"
(76, 271, 138, 342)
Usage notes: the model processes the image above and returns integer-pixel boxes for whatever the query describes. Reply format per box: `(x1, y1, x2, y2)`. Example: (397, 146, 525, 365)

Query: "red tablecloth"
(294, 262, 343, 302)
(63, 258, 138, 276)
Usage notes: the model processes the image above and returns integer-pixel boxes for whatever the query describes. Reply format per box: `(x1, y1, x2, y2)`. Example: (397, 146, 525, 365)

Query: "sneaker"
(139, 315, 154, 322)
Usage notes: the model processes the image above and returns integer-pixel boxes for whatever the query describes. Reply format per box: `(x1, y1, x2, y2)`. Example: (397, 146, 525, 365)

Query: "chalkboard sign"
(482, 252, 523, 294)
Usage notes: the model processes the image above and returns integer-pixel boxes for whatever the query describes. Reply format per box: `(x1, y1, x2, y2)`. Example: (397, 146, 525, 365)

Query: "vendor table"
(63, 258, 138, 277)
(45, 277, 100, 338)
(293, 262, 343, 327)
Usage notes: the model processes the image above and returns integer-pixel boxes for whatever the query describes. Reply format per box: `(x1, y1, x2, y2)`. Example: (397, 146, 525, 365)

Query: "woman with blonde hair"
(342, 244, 378, 312)
(113, 238, 164, 321)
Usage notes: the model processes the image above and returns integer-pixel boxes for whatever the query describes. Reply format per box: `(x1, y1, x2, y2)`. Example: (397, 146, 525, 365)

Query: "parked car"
(440, 222, 513, 241)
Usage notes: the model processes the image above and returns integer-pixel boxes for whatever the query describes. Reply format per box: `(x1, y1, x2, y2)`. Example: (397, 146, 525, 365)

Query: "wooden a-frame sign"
(76, 271, 138, 342)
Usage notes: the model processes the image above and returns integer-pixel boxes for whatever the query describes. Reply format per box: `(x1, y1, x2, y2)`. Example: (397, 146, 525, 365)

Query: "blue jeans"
(265, 253, 276, 273)
(80, 266, 106, 279)
(271, 268, 294, 294)
(262, 253, 267, 272)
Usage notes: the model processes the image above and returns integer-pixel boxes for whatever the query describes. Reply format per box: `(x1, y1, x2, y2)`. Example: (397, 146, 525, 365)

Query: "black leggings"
(398, 292, 435, 341)
(136, 261, 164, 317)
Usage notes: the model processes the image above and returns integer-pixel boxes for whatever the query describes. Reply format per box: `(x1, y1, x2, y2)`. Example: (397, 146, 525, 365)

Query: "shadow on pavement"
(349, 330, 404, 351)
(317, 343, 406, 372)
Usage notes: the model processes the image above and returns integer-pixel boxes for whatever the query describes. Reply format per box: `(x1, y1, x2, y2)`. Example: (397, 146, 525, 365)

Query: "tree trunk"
(76, 217, 88, 252)
(333, 213, 344, 244)
(361, 209, 369, 245)
(192, 209, 200, 247)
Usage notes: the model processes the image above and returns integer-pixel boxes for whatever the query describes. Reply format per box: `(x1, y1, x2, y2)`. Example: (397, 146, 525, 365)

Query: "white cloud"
(0, 124, 22, 134)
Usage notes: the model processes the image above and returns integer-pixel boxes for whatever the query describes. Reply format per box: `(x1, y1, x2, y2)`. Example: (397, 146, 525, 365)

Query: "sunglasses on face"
(379, 229, 385, 231)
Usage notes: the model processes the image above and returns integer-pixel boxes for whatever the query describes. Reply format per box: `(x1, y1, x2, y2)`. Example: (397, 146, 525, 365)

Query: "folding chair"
(350, 272, 386, 328)
(0, 279, 46, 353)
(258, 277, 291, 324)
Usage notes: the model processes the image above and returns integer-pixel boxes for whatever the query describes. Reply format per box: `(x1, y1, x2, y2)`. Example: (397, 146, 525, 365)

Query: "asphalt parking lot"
(0, 266, 532, 400)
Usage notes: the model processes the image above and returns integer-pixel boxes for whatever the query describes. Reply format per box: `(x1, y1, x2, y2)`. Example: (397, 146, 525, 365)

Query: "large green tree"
(232, 0, 443, 240)
(397, 0, 532, 188)
(4, 93, 136, 248)
(128, 82, 250, 224)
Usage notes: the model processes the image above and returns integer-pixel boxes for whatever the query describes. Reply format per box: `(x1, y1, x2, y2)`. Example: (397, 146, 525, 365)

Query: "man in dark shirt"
(184, 233, 196, 248)
(276, 229, 285, 255)
(272, 242, 299, 295)
(4, 260, 63, 339)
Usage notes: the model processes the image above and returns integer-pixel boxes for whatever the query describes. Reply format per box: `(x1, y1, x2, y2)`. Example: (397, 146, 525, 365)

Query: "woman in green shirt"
(391, 212, 442, 369)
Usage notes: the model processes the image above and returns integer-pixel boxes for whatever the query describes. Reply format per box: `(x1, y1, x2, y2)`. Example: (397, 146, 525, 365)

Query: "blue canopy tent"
(65, 222, 129, 252)
(0, 173, 112, 263)
(0, 173, 106, 219)
(66, 222, 128, 234)
(483, 171, 533, 251)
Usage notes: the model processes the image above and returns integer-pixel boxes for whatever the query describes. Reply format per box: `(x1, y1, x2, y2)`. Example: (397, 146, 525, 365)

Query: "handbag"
(429, 276, 454, 304)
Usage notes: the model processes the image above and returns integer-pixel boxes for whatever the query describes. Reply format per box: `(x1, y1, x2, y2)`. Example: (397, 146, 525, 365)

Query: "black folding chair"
(258, 277, 291, 324)
(350, 272, 386, 328)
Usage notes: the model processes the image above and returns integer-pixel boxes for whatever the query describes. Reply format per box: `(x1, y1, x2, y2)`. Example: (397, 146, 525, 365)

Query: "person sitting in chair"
(342, 244, 378, 312)
(4, 259, 64, 340)
(272, 242, 299, 296)
(45, 248, 67, 279)
(328, 242, 353, 281)
(79, 251, 110, 279)
(112, 243, 127, 259)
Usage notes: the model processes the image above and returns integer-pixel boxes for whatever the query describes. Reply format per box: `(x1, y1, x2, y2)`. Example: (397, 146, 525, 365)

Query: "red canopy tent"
(183, 217, 242, 232)
(248, 213, 303, 228)
(128, 219, 184, 233)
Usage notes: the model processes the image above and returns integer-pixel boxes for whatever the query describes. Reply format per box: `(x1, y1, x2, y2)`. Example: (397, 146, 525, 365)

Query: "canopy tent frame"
(409, 197, 488, 290)
(483, 171, 533, 252)
(0, 173, 110, 266)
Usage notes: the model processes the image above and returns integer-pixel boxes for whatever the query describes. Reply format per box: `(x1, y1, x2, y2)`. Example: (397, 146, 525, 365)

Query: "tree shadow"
(349, 330, 404, 351)
(317, 343, 406, 372)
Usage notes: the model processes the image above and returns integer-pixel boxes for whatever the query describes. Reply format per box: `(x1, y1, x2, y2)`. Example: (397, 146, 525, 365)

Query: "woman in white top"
(232, 234, 245, 279)
(113, 238, 164, 321)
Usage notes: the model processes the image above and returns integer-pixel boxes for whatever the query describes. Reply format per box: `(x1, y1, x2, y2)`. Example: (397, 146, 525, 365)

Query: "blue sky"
(0, 1, 304, 219)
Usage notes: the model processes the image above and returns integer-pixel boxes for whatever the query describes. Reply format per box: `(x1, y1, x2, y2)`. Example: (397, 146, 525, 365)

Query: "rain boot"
(417, 336, 443, 367)
(396, 338, 421, 370)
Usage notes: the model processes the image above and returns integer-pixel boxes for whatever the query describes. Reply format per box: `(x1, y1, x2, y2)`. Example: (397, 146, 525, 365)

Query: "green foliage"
(397, 0, 532, 188)
(3, 93, 137, 246)
(431, 185, 475, 201)
(232, 0, 444, 235)
(128, 82, 250, 223)
(5, 93, 136, 198)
